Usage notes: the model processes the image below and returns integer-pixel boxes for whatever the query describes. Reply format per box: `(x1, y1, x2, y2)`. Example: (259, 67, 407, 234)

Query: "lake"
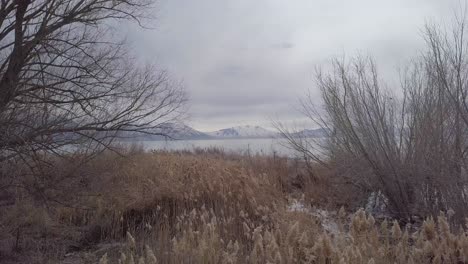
(137, 138, 299, 157)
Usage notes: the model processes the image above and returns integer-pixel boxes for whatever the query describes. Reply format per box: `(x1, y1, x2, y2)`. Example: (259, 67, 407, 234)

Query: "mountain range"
(206, 125, 277, 138)
(135, 124, 325, 140)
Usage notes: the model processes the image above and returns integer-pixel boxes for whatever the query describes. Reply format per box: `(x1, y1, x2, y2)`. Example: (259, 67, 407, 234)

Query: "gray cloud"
(271, 42, 294, 50)
(124, 0, 460, 131)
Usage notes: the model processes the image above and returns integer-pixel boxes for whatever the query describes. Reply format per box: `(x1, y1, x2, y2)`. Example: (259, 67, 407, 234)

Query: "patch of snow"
(287, 199, 308, 212)
(287, 199, 340, 235)
(365, 191, 389, 218)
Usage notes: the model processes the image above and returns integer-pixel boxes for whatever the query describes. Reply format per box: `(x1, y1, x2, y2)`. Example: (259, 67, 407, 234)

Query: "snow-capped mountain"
(207, 125, 277, 138)
(122, 123, 327, 141)
(124, 123, 212, 140)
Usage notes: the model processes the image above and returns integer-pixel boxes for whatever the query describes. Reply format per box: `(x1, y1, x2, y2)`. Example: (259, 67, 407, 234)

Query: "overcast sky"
(125, 0, 459, 131)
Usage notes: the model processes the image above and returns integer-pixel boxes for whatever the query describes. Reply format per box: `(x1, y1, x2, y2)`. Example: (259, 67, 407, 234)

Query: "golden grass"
(102, 208, 468, 264)
(2, 148, 468, 263)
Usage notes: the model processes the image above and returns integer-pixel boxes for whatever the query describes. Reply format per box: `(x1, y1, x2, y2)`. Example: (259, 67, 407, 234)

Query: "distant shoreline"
(121, 135, 324, 142)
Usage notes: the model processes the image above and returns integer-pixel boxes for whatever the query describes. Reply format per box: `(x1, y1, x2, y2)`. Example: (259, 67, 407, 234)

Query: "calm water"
(138, 138, 298, 157)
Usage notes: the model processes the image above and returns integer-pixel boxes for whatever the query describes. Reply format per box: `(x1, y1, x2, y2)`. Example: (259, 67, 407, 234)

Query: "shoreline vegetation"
(2, 146, 468, 263)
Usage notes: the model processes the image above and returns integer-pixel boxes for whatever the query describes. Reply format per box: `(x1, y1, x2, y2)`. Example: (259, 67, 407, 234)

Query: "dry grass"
(2, 147, 468, 263)
(99, 208, 468, 264)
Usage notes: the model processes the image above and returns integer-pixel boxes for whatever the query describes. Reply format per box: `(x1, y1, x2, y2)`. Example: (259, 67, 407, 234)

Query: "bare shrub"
(280, 14, 468, 224)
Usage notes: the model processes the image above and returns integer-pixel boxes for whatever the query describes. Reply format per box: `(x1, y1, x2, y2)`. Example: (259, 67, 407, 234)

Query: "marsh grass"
(102, 209, 468, 264)
(2, 147, 468, 263)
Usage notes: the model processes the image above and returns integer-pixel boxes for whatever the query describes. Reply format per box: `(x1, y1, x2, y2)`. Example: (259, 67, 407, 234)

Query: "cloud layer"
(125, 0, 459, 131)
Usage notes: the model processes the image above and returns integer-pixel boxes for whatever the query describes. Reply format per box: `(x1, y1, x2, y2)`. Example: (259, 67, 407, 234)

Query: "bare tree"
(0, 1, 186, 203)
(280, 14, 468, 222)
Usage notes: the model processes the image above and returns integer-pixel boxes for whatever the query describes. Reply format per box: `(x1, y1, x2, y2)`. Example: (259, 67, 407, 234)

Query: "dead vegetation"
(0, 147, 315, 263)
(103, 208, 468, 264)
(276, 12, 468, 226)
(0, 147, 467, 263)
